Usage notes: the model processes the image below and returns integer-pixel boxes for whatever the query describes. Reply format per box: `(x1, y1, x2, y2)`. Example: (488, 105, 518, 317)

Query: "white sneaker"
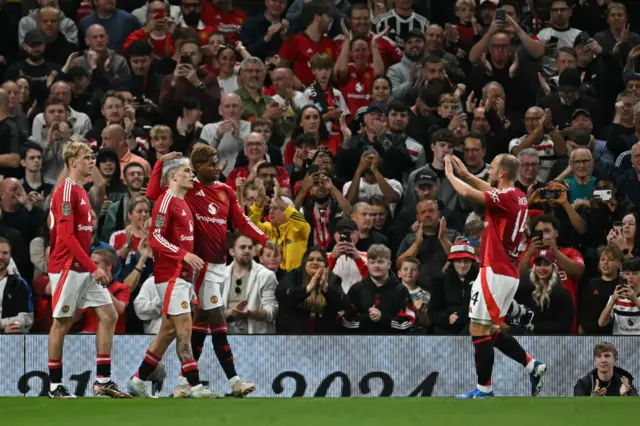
(173, 377, 190, 398)
(128, 377, 155, 398)
(231, 379, 256, 398)
(189, 384, 221, 398)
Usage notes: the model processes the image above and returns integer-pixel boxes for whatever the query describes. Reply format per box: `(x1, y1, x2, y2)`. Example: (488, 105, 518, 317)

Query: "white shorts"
(194, 263, 225, 310)
(469, 267, 519, 327)
(156, 278, 193, 316)
(49, 270, 112, 318)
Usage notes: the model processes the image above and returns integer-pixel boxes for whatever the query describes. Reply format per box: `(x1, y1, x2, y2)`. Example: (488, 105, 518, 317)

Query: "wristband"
(134, 267, 143, 273)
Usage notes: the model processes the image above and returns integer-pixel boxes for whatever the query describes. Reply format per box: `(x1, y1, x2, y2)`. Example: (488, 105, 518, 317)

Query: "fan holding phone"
(607, 213, 638, 259)
(597, 257, 640, 335)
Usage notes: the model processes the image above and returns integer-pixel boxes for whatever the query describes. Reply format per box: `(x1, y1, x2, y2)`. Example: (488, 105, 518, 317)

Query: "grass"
(0, 397, 636, 426)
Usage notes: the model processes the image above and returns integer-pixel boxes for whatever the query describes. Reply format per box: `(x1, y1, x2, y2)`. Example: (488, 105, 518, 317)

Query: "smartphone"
(339, 233, 350, 243)
(143, 177, 150, 187)
(307, 164, 320, 175)
(540, 190, 560, 200)
(495, 9, 506, 21)
(180, 54, 192, 65)
(154, 7, 165, 20)
(593, 189, 612, 201)
(613, 221, 623, 230)
(532, 230, 543, 241)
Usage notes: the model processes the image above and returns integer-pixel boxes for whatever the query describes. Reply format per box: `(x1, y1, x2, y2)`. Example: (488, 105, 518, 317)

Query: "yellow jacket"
(249, 204, 311, 271)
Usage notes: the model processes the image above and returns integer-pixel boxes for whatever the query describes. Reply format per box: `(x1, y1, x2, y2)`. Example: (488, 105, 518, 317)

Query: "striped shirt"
(610, 296, 640, 335)
(372, 9, 429, 49)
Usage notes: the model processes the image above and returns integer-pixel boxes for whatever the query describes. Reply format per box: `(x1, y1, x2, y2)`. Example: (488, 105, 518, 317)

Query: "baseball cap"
(366, 102, 387, 115)
(533, 249, 555, 265)
(558, 68, 582, 93)
(571, 108, 591, 121)
(448, 241, 478, 262)
(126, 39, 153, 57)
(24, 29, 46, 46)
(406, 28, 425, 42)
(414, 169, 439, 186)
(479, 0, 498, 8)
(622, 257, 640, 272)
(623, 72, 640, 86)
(335, 218, 358, 233)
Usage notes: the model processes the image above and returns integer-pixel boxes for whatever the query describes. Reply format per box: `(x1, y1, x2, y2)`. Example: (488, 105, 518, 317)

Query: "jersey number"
(511, 209, 529, 242)
(471, 291, 479, 306)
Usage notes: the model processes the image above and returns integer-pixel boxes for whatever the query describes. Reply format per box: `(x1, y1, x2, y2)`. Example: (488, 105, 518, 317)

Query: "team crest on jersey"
(62, 305, 70, 313)
(218, 191, 227, 202)
(181, 301, 189, 309)
(210, 296, 218, 304)
(62, 203, 71, 216)
(155, 215, 165, 228)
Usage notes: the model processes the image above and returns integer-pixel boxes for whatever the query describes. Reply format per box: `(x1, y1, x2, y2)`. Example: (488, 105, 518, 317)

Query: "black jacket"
(239, 13, 286, 60)
(1, 274, 32, 320)
(574, 367, 638, 396)
(275, 267, 347, 334)
(516, 271, 574, 335)
(538, 93, 603, 137)
(342, 274, 415, 334)
(579, 277, 618, 335)
(427, 266, 478, 334)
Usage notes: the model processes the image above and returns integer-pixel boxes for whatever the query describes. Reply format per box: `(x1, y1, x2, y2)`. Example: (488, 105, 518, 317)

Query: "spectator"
(258, 243, 285, 281)
(235, 57, 283, 122)
(0, 89, 24, 180)
(0, 238, 33, 334)
(200, 93, 251, 175)
(574, 342, 638, 396)
(515, 148, 544, 194)
(88, 148, 126, 207)
(215, 45, 240, 95)
(372, 0, 428, 49)
(370, 75, 392, 105)
(101, 124, 152, 178)
(516, 249, 574, 334)
(101, 163, 146, 241)
(126, 41, 163, 106)
(296, 169, 352, 251)
(276, 247, 347, 334)
(248, 179, 310, 271)
(32, 81, 92, 138)
(537, 0, 582, 76)
(385, 100, 425, 166)
(569, 109, 615, 170)
(173, 99, 204, 154)
(598, 256, 640, 335)
(423, 25, 465, 83)
(200, 0, 246, 45)
(35, 7, 77, 66)
(428, 241, 479, 335)
(606, 92, 637, 158)
(369, 194, 392, 234)
(132, 0, 181, 26)
(31, 99, 73, 180)
(352, 201, 388, 252)
(233, 117, 284, 168)
(147, 125, 173, 167)
(580, 245, 622, 335)
(133, 275, 161, 334)
(614, 142, 640, 211)
(279, 1, 337, 87)
(327, 218, 368, 294)
(509, 107, 567, 182)
(607, 213, 639, 259)
(593, 3, 639, 61)
(159, 39, 221, 124)
(19, 142, 54, 205)
(398, 257, 430, 331)
(463, 133, 489, 180)
(18, 0, 78, 46)
(107, 195, 150, 257)
(239, 0, 288, 60)
(123, 1, 175, 60)
(396, 199, 457, 284)
(342, 244, 415, 333)
(284, 107, 344, 169)
(80, 249, 129, 334)
(221, 233, 278, 334)
(79, 0, 140, 53)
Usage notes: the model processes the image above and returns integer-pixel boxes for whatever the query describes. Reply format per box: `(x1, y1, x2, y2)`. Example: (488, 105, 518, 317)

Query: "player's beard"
(489, 176, 499, 187)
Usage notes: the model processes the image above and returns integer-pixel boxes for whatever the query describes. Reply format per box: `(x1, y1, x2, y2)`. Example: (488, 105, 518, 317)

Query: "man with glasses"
(235, 57, 284, 122)
(537, 0, 582, 76)
(515, 148, 544, 194)
(509, 106, 567, 182)
(221, 232, 278, 334)
(462, 134, 489, 180)
(564, 148, 596, 203)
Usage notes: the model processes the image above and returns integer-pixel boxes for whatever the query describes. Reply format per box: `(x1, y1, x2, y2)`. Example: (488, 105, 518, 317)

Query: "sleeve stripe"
(152, 229, 179, 253)
(159, 192, 173, 214)
(63, 179, 72, 202)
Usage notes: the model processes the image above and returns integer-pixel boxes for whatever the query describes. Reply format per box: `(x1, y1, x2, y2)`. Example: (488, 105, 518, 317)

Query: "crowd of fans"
(1, 0, 640, 336)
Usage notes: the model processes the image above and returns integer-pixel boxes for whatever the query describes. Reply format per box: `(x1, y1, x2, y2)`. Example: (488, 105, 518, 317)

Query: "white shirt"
(342, 177, 403, 214)
(134, 277, 162, 334)
(200, 120, 252, 175)
(609, 296, 640, 335)
(218, 75, 239, 95)
(332, 252, 367, 294)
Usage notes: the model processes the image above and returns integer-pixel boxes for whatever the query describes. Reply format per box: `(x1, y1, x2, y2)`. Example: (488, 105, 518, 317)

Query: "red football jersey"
(226, 166, 291, 192)
(334, 33, 403, 68)
(480, 187, 529, 278)
(279, 33, 337, 87)
(48, 178, 97, 274)
(146, 162, 268, 264)
(149, 190, 194, 283)
(339, 64, 375, 119)
(200, 2, 246, 44)
(108, 230, 141, 253)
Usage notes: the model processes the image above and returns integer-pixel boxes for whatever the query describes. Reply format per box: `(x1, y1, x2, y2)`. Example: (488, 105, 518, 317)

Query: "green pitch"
(0, 397, 635, 426)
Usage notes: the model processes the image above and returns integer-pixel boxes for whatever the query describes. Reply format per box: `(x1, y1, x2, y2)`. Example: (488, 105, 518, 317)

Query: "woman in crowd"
(108, 198, 151, 260)
(369, 195, 393, 233)
(517, 250, 574, 335)
(16, 77, 33, 115)
(216, 45, 240, 95)
(259, 243, 285, 281)
(86, 148, 127, 202)
(574, 342, 638, 396)
(275, 248, 347, 334)
(283, 105, 341, 164)
(370, 75, 392, 105)
(580, 245, 623, 335)
(607, 213, 640, 259)
(428, 242, 479, 335)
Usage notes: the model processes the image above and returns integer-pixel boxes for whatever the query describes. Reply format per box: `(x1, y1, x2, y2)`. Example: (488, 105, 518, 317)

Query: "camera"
(593, 189, 612, 201)
(540, 189, 561, 200)
(179, 54, 192, 65)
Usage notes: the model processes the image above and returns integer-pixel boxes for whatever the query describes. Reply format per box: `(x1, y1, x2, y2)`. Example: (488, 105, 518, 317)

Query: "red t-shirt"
(109, 230, 141, 253)
(480, 187, 529, 278)
(279, 33, 337, 87)
(338, 64, 375, 120)
(149, 190, 194, 283)
(200, 3, 246, 44)
(334, 32, 402, 68)
(146, 162, 268, 264)
(82, 281, 130, 334)
(226, 166, 291, 192)
(48, 178, 96, 274)
(123, 29, 175, 58)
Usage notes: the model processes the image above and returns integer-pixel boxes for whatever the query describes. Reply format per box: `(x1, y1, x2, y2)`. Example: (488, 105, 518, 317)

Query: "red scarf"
(312, 202, 331, 250)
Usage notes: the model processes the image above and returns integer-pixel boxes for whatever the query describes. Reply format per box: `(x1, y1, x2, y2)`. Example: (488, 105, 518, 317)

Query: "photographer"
(574, 342, 638, 396)
(598, 257, 640, 335)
